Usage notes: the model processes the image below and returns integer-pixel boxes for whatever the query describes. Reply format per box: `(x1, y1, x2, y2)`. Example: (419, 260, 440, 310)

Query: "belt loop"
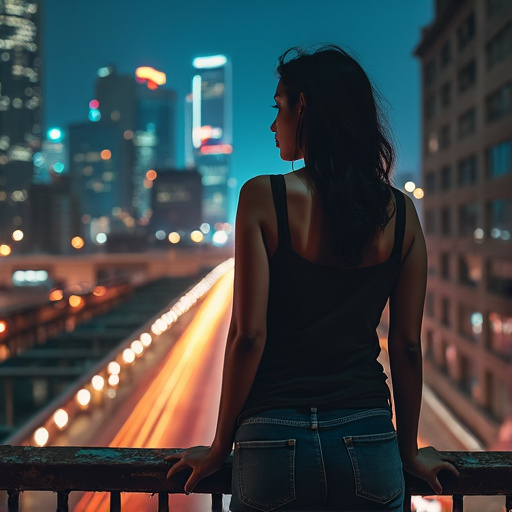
(310, 406, 318, 430)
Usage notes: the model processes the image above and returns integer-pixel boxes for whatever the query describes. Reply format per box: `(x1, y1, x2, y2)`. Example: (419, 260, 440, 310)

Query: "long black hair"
(277, 45, 395, 266)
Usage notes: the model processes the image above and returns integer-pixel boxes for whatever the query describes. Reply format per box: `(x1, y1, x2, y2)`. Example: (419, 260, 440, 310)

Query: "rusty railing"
(1, 446, 511, 511)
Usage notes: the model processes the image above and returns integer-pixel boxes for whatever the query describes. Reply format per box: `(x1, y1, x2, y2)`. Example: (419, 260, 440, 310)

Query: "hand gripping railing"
(0, 446, 511, 511)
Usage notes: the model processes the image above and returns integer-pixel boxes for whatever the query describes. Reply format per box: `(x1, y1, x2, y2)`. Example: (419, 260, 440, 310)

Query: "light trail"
(73, 269, 233, 512)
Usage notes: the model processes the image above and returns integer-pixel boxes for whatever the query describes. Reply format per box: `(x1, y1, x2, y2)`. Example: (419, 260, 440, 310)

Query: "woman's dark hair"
(277, 45, 395, 265)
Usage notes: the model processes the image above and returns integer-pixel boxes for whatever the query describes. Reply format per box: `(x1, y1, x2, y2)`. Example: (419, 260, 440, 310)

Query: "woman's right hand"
(403, 446, 460, 494)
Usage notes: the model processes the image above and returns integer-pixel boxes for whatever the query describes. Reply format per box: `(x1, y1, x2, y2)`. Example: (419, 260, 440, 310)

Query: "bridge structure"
(0, 253, 510, 512)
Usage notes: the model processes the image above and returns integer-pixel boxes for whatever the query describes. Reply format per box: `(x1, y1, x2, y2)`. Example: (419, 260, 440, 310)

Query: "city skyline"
(43, 0, 433, 220)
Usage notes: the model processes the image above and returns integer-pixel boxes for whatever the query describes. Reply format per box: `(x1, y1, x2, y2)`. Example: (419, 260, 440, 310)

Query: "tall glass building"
(189, 55, 232, 226)
(0, 0, 42, 249)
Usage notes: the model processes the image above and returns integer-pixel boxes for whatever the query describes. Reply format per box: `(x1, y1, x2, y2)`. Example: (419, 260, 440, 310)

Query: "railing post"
(403, 488, 411, 512)
(157, 492, 169, 512)
(56, 491, 69, 512)
(452, 494, 464, 512)
(110, 491, 121, 512)
(506, 495, 512, 512)
(7, 490, 19, 512)
(211, 493, 223, 512)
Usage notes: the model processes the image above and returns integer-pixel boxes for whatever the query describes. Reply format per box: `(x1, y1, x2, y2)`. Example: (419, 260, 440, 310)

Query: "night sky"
(42, 0, 433, 220)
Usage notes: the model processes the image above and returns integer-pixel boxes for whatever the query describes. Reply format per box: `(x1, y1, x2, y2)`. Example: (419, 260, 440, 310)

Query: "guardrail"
(0, 446, 511, 512)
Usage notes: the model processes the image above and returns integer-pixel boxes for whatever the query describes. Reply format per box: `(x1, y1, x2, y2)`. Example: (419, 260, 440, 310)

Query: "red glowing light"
(89, 99, 99, 109)
(199, 144, 233, 155)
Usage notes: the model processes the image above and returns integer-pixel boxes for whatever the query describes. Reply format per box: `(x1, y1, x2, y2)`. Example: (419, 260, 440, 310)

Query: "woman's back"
(256, 169, 408, 267)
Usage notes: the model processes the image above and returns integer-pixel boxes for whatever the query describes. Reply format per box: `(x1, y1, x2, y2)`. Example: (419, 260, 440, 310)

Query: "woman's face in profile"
(270, 80, 303, 161)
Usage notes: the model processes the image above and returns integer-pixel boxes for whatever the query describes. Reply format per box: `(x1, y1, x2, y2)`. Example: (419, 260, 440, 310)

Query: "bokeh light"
(71, 236, 85, 249)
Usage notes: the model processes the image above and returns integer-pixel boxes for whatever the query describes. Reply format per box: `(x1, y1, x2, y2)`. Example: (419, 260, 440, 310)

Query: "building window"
(489, 312, 512, 359)
(440, 252, 450, 280)
(458, 203, 478, 236)
(458, 155, 478, 186)
(487, 140, 512, 178)
(441, 297, 450, 326)
(424, 329, 434, 359)
(441, 207, 451, 235)
(486, 82, 512, 123)
(425, 209, 436, 235)
(440, 40, 452, 67)
(439, 124, 451, 149)
(425, 171, 436, 194)
(458, 59, 476, 93)
(440, 81, 452, 107)
(485, 371, 512, 422)
(458, 108, 477, 138)
(488, 258, 512, 298)
(425, 94, 437, 119)
(457, 11, 476, 51)
(486, 21, 512, 69)
(424, 58, 437, 86)
(459, 254, 481, 287)
(458, 304, 483, 341)
(440, 165, 453, 190)
(489, 198, 512, 240)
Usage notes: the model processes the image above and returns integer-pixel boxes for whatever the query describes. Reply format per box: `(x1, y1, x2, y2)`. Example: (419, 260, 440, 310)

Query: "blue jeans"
(230, 407, 404, 512)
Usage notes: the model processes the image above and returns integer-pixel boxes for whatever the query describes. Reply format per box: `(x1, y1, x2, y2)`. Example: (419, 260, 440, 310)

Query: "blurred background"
(0, 1, 511, 511)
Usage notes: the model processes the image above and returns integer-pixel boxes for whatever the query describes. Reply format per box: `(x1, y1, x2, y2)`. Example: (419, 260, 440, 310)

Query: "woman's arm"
(388, 195, 459, 493)
(166, 177, 271, 491)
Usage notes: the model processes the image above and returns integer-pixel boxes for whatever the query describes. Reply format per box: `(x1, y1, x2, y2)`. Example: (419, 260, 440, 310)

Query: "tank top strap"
(270, 174, 291, 246)
(390, 187, 406, 261)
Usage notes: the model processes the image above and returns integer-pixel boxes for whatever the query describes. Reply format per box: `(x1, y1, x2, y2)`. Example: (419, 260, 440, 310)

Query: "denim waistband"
(238, 407, 391, 430)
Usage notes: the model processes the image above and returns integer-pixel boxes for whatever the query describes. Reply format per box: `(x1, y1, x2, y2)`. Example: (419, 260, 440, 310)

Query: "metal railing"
(1, 446, 511, 512)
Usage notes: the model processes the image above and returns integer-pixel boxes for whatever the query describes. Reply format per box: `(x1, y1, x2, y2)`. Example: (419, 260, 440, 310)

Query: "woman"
(167, 45, 458, 511)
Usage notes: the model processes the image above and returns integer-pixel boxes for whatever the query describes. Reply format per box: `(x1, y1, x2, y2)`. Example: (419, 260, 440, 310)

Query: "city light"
(76, 389, 91, 407)
(33, 427, 49, 447)
(140, 332, 152, 347)
(413, 187, 425, 199)
(190, 230, 204, 243)
(92, 375, 105, 391)
(88, 109, 101, 122)
(122, 348, 136, 364)
(53, 409, 69, 429)
(68, 295, 83, 308)
(108, 374, 120, 387)
(404, 181, 416, 193)
(93, 286, 107, 296)
(53, 162, 65, 173)
(199, 144, 233, 155)
(89, 99, 100, 109)
(135, 66, 166, 89)
(0, 321, 6, 334)
(96, 233, 107, 244)
(71, 236, 85, 249)
(47, 127, 63, 141)
(100, 149, 111, 160)
(131, 340, 144, 355)
(155, 230, 166, 241)
(108, 361, 121, 375)
(49, 289, 63, 301)
(212, 230, 229, 246)
(12, 229, 24, 242)
(0, 245, 12, 257)
(146, 169, 157, 180)
(192, 75, 202, 148)
(192, 55, 227, 69)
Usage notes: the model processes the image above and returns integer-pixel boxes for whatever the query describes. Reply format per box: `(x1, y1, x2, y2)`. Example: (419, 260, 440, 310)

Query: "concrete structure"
(415, 0, 512, 447)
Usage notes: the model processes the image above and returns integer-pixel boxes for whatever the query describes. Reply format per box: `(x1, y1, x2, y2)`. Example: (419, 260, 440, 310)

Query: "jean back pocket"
(343, 431, 403, 504)
(234, 438, 296, 512)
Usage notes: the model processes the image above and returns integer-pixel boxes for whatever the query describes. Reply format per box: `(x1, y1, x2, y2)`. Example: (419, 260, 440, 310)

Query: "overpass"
(0, 246, 233, 291)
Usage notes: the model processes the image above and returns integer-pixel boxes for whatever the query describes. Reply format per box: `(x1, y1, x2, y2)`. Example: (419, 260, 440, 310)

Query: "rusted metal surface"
(0, 446, 511, 506)
(0, 446, 232, 495)
(404, 451, 512, 495)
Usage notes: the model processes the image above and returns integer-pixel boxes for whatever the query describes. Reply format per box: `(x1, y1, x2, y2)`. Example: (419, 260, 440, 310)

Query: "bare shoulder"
(238, 175, 274, 217)
(401, 191, 425, 260)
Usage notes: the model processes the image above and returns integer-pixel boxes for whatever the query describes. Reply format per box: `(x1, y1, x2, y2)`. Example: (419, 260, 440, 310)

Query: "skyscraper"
(189, 55, 232, 226)
(68, 66, 177, 242)
(415, 0, 512, 447)
(0, 0, 42, 249)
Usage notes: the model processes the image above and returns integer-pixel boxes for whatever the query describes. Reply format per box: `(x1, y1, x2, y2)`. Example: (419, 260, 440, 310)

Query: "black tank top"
(240, 174, 406, 419)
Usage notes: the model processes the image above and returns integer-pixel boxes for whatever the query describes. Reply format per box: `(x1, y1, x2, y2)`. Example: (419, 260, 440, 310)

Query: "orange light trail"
(73, 269, 233, 512)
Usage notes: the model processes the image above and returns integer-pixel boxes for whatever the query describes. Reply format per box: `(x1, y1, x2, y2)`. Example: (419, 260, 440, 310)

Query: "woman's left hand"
(165, 445, 226, 493)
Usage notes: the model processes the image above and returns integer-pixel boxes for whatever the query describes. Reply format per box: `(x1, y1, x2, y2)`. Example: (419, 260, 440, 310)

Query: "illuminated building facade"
(149, 168, 202, 235)
(0, 0, 41, 250)
(68, 66, 177, 243)
(190, 55, 232, 225)
(415, 0, 512, 447)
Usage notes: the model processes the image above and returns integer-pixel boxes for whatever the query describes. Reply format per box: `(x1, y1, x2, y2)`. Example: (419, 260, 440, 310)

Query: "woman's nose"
(270, 120, 276, 132)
